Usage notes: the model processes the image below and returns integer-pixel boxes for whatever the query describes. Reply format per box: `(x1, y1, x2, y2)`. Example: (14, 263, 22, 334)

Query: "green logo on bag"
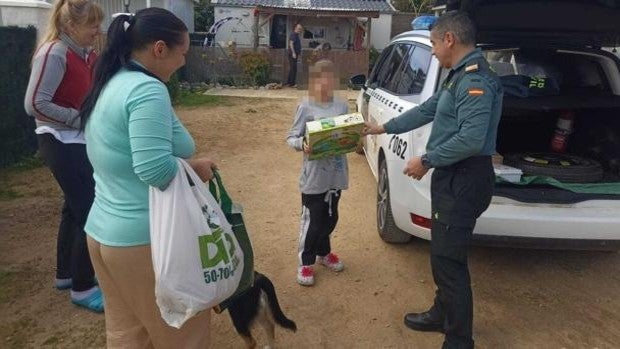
(198, 228, 229, 268)
(198, 229, 242, 284)
(197, 203, 242, 284)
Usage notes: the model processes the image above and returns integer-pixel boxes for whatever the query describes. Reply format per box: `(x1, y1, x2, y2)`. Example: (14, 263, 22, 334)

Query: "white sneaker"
(317, 253, 344, 272)
(297, 266, 315, 286)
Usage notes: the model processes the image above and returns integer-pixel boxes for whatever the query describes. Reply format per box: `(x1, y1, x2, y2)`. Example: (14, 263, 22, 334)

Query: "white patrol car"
(353, 0, 620, 249)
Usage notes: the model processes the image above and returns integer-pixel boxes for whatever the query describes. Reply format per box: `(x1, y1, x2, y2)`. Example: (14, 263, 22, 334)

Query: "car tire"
(504, 153, 604, 183)
(377, 158, 412, 243)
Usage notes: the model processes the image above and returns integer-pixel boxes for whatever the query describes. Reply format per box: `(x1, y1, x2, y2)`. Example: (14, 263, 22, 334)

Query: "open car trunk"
(495, 105, 620, 203)
(483, 47, 620, 203)
(450, 0, 620, 47)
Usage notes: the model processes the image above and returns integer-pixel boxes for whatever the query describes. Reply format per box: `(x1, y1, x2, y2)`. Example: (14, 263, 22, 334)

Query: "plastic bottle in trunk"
(550, 110, 575, 153)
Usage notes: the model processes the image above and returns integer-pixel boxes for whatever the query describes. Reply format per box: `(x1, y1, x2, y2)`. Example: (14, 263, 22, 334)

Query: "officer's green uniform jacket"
(383, 48, 503, 168)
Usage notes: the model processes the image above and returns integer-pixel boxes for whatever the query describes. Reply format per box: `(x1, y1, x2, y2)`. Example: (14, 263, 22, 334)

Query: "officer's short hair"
(430, 11, 476, 46)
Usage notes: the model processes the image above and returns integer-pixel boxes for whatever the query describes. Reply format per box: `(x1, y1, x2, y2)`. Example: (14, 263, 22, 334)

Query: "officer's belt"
(435, 155, 492, 172)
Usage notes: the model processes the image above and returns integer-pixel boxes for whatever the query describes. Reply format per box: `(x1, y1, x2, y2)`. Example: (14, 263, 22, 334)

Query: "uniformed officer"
(363, 11, 503, 349)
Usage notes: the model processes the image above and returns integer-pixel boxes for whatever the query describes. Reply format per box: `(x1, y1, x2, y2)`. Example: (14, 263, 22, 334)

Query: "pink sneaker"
(317, 253, 344, 272)
(297, 266, 315, 286)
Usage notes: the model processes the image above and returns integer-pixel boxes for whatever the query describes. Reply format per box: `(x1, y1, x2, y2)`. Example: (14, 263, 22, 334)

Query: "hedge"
(0, 26, 38, 168)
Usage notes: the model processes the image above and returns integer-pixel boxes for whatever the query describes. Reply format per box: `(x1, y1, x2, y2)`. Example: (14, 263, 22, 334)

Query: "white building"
(0, 0, 52, 38)
(0, 0, 198, 35)
(92, 0, 198, 32)
(210, 0, 396, 50)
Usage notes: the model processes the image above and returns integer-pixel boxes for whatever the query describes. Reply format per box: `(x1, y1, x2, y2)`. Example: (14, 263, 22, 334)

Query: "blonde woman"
(24, 0, 104, 312)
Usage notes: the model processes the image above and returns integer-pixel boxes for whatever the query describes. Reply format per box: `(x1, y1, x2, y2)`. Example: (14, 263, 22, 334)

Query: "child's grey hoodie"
(287, 97, 349, 195)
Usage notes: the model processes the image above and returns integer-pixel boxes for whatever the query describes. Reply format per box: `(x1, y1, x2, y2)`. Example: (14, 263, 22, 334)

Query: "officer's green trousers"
(429, 156, 494, 349)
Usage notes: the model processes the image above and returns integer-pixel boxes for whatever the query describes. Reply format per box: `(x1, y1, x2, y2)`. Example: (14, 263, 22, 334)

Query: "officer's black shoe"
(404, 311, 445, 333)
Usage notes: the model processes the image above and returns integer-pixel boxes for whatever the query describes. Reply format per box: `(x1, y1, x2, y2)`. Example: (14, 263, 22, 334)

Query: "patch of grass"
(42, 335, 60, 346)
(7, 156, 44, 172)
(0, 317, 38, 348)
(175, 91, 227, 107)
(0, 270, 16, 304)
(0, 188, 21, 201)
(0, 156, 44, 200)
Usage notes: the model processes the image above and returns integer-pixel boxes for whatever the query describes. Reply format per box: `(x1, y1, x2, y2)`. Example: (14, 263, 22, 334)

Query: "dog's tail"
(256, 273, 297, 332)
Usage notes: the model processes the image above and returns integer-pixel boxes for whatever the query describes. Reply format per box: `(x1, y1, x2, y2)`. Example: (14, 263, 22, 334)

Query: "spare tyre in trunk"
(504, 153, 604, 183)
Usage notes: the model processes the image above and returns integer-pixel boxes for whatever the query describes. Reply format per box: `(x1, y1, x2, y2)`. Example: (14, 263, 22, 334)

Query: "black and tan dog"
(226, 272, 297, 348)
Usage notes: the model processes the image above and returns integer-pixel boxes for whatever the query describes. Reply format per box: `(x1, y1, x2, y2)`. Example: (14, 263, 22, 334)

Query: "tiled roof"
(213, 0, 395, 13)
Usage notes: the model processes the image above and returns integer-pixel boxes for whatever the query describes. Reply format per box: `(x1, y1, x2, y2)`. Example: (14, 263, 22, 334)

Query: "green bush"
(369, 46, 380, 74)
(166, 72, 181, 105)
(0, 26, 38, 168)
(238, 52, 271, 86)
(217, 77, 235, 86)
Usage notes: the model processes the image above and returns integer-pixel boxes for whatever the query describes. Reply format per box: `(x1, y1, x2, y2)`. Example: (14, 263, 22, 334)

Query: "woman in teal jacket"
(79, 8, 214, 347)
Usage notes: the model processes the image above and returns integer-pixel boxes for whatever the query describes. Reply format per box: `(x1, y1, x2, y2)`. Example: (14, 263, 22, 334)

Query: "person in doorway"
(285, 23, 303, 87)
(78, 8, 213, 347)
(363, 11, 503, 348)
(24, 0, 104, 313)
(287, 60, 349, 286)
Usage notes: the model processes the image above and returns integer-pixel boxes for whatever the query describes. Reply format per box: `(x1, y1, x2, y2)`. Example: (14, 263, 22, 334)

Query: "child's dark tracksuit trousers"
(298, 190, 341, 266)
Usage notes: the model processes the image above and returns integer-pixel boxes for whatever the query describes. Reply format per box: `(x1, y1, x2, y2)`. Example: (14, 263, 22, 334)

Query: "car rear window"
(484, 49, 612, 96)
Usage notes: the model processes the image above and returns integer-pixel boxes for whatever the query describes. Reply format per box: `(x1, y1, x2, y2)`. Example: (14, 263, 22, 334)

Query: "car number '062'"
(388, 135, 407, 159)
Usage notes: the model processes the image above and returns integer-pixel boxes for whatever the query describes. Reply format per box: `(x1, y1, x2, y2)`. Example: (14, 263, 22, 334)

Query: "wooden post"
(253, 12, 260, 51)
(365, 17, 372, 49)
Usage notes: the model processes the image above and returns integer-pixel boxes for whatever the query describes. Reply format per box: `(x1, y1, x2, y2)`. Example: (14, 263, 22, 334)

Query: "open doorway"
(270, 15, 287, 48)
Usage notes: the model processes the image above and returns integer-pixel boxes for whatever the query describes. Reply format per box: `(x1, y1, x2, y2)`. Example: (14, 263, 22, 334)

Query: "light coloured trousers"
(87, 237, 211, 348)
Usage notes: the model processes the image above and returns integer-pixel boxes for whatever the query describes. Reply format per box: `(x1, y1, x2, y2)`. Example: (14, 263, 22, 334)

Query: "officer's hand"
(362, 121, 385, 136)
(403, 156, 429, 181)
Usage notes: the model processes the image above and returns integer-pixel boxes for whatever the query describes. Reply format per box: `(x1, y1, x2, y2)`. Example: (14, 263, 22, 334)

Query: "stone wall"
(182, 46, 246, 84)
(184, 46, 369, 87)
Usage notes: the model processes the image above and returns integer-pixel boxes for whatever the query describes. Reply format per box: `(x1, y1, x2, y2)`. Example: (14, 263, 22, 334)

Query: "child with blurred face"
(309, 61, 337, 104)
(286, 60, 350, 286)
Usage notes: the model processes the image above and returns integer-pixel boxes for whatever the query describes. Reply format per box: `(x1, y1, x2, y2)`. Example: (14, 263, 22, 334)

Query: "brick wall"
(184, 47, 369, 87)
(277, 49, 369, 87)
(95, 35, 369, 87)
(391, 12, 417, 39)
(183, 46, 245, 83)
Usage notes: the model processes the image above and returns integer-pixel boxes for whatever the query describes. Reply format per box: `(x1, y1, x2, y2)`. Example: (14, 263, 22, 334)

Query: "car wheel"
(504, 153, 604, 183)
(377, 158, 412, 243)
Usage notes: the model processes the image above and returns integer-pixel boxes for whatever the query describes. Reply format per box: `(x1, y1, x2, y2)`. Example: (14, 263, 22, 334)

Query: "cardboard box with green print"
(305, 112, 364, 160)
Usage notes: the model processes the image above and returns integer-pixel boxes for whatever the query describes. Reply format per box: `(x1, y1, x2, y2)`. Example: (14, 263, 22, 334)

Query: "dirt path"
(1, 97, 619, 348)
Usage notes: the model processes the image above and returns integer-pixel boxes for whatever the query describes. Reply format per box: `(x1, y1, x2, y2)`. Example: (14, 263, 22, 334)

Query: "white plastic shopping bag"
(149, 158, 244, 328)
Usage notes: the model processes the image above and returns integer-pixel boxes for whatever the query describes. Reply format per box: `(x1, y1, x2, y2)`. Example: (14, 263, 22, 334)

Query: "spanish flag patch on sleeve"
(468, 88, 484, 96)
